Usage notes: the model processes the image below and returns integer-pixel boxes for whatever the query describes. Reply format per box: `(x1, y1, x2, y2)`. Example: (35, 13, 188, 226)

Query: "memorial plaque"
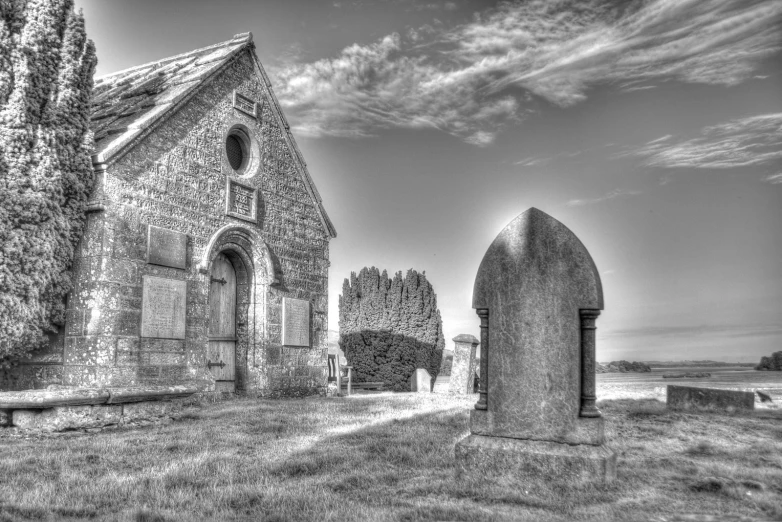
(225, 177, 258, 223)
(282, 297, 310, 347)
(147, 225, 187, 269)
(233, 90, 258, 118)
(141, 276, 187, 339)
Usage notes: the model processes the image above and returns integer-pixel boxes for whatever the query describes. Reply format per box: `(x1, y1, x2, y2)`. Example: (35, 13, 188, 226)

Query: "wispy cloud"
(622, 85, 657, 92)
(273, 0, 782, 143)
(514, 155, 552, 167)
(566, 188, 642, 207)
(621, 113, 782, 169)
(763, 173, 782, 184)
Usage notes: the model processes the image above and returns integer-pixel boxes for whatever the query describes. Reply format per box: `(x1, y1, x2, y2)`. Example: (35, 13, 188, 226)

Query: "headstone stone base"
(454, 434, 616, 485)
(470, 409, 605, 445)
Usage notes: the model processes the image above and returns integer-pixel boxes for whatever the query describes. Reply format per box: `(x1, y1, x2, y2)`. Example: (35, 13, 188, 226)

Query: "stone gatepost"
(454, 207, 616, 485)
(449, 334, 479, 395)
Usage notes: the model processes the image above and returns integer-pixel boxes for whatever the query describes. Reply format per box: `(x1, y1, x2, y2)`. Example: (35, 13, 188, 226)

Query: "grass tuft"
(686, 440, 718, 456)
(135, 510, 167, 522)
(688, 476, 726, 493)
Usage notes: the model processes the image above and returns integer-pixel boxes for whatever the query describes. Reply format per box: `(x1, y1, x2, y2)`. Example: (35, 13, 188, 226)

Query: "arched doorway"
(208, 252, 238, 392)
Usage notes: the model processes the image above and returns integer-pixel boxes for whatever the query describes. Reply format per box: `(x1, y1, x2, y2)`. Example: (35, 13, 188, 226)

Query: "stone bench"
(0, 385, 198, 432)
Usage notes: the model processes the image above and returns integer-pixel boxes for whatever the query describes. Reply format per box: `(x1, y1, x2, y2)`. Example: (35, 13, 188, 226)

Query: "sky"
(74, 0, 782, 363)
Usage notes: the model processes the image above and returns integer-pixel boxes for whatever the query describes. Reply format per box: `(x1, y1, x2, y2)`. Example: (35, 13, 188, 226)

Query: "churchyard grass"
(1, 388, 781, 521)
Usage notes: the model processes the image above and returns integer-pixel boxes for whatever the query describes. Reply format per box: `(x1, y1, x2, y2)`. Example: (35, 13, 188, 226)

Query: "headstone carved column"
(475, 308, 488, 410)
(579, 309, 601, 418)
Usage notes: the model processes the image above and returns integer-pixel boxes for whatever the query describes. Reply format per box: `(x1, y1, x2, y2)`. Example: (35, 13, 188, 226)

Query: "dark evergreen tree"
(0, 0, 96, 364)
(338, 267, 445, 390)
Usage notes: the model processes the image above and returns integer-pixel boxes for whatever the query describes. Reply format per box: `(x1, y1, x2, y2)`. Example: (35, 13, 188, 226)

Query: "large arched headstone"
(455, 208, 616, 484)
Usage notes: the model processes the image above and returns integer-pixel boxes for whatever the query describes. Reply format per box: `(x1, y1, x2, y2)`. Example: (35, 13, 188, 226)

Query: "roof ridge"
(95, 32, 252, 83)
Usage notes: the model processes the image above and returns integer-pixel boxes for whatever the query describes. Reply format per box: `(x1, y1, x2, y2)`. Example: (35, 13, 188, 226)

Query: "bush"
(0, 0, 96, 364)
(338, 268, 445, 391)
(756, 351, 782, 371)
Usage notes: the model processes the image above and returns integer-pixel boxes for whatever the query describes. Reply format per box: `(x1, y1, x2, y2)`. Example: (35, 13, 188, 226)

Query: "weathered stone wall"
(1, 49, 331, 397)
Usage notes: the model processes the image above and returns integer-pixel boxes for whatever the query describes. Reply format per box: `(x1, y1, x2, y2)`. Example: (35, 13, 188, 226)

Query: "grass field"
(1, 371, 781, 521)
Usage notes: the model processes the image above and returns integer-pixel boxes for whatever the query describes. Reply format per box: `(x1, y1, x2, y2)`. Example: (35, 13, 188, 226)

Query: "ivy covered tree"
(338, 267, 445, 391)
(0, 0, 97, 364)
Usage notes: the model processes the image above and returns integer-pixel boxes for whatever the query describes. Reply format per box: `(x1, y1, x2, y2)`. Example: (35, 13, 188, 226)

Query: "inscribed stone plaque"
(141, 276, 187, 339)
(225, 177, 257, 223)
(147, 225, 187, 269)
(233, 90, 258, 118)
(282, 297, 310, 347)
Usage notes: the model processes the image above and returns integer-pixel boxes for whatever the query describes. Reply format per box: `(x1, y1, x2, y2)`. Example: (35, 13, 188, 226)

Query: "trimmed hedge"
(0, 0, 96, 364)
(338, 268, 445, 391)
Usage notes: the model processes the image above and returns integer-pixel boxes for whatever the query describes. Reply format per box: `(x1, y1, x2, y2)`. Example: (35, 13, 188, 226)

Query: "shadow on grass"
(263, 396, 623, 521)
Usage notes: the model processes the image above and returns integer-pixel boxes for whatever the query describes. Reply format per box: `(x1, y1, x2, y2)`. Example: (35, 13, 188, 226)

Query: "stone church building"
(0, 33, 336, 397)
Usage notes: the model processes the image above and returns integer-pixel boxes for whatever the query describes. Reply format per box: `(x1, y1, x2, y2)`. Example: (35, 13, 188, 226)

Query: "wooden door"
(208, 253, 237, 390)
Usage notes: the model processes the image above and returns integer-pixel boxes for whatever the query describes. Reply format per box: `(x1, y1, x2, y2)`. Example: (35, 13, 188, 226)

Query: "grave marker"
(454, 208, 616, 484)
(409, 368, 432, 393)
(449, 334, 479, 395)
(667, 385, 755, 412)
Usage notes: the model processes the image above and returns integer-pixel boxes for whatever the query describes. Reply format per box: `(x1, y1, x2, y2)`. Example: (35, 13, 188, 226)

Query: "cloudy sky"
(76, 0, 782, 362)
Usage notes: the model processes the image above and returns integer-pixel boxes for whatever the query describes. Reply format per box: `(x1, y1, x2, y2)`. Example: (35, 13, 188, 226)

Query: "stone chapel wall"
(0, 50, 331, 397)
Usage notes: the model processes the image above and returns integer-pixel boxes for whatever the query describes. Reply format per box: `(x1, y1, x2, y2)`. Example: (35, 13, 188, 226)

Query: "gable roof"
(90, 33, 336, 238)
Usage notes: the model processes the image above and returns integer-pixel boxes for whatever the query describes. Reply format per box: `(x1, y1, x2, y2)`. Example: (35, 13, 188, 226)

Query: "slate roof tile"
(89, 33, 251, 162)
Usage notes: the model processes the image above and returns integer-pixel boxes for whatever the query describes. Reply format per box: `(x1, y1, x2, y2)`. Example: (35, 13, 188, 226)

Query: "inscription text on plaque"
(141, 276, 187, 339)
(147, 225, 187, 269)
(225, 177, 258, 223)
(282, 297, 310, 347)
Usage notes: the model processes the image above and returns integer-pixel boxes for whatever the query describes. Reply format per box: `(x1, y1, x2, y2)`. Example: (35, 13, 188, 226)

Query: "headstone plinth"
(455, 435, 616, 485)
(454, 208, 616, 485)
(449, 334, 479, 395)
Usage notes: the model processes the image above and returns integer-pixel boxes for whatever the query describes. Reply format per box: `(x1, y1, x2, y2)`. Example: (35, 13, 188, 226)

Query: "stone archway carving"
(197, 224, 280, 390)
(197, 224, 279, 285)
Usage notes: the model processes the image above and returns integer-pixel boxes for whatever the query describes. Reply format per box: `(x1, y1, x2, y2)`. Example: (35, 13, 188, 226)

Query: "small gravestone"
(449, 334, 479, 395)
(409, 368, 432, 393)
(667, 385, 754, 412)
(454, 208, 616, 485)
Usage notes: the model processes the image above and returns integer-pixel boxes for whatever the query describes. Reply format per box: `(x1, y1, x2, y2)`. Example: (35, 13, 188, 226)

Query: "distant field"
(598, 368, 782, 405)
